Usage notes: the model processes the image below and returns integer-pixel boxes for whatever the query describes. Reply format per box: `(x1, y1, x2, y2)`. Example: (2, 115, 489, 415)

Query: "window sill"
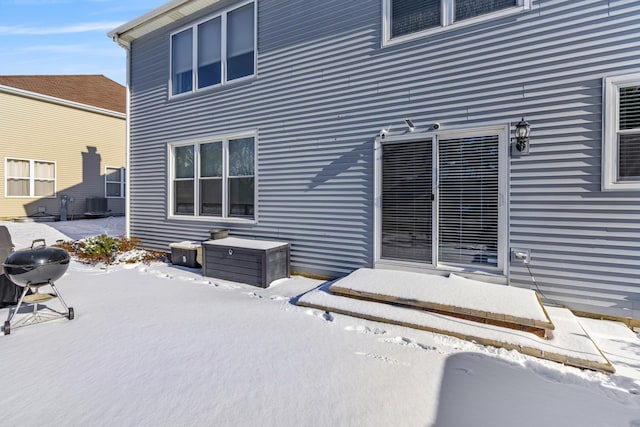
(168, 74, 256, 101)
(168, 214, 257, 225)
(602, 181, 640, 191)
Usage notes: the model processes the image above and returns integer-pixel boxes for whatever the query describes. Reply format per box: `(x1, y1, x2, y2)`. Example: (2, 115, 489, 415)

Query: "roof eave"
(0, 84, 126, 119)
(108, 0, 223, 45)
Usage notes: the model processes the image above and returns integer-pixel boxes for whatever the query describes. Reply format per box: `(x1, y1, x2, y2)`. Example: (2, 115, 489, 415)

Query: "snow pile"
(0, 218, 638, 426)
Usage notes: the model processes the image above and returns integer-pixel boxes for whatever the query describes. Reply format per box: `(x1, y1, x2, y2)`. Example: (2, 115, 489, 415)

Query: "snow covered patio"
(297, 268, 615, 373)
(0, 218, 639, 426)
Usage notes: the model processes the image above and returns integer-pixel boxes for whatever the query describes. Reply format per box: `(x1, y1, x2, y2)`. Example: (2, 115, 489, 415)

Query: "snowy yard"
(0, 218, 639, 426)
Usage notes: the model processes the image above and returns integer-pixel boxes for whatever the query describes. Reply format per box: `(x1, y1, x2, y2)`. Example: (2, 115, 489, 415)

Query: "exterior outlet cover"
(510, 248, 531, 264)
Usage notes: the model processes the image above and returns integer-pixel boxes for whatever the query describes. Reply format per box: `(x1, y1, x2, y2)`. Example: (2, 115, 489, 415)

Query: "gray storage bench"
(201, 237, 290, 288)
(169, 241, 202, 268)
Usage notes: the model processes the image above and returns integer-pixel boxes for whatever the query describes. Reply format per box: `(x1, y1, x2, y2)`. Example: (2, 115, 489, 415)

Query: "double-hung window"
(385, 0, 529, 43)
(5, 158, 55, 198)
(171, 1, 255, 96)
(106, 167, 126, 198)
(170, 135, 255, 220)
(603, 74, 640, 190)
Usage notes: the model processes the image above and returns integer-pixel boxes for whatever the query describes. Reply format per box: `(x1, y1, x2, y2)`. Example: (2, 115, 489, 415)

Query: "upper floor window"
(170, 134, 255, 220)
(603, 74, 640, 190)
(5, 158, 56, 198)
(171, 1, 255, 96)
(385, 0, 529, 43)
(106, 166, 126, 198)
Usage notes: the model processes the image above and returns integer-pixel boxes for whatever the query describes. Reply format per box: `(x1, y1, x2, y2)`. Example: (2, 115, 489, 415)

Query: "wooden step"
(297, 286, 614, 374)
(329, 269, 554, 338)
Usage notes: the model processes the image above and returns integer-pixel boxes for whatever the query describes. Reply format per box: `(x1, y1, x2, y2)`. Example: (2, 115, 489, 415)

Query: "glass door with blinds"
(380, 131, 504, 272)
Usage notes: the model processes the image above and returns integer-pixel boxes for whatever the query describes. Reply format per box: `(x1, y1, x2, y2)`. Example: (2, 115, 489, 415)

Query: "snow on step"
(329, 268, 554, 334)
(297, 287, 613, 373)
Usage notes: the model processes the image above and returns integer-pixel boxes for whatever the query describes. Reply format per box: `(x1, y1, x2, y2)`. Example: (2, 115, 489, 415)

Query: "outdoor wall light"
(513, 117, 531, 155)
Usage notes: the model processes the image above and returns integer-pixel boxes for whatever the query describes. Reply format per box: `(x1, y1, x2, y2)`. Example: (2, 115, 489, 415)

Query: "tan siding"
(0, 91, 125, 219)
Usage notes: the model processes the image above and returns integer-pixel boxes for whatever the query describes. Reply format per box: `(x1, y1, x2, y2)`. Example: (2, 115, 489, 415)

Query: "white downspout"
(112, 34, 132, 239)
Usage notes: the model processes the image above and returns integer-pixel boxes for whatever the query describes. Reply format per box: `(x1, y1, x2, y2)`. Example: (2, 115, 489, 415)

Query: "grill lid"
(3, 239, 69, 269)
(3, 245, 69, 268)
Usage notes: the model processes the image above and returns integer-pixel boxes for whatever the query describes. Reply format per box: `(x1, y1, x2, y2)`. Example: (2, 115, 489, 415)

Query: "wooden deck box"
(202, 237, 290, 288)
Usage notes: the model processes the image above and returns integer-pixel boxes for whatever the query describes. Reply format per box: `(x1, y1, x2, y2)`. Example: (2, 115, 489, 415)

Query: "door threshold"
(374, 261, 507, 285)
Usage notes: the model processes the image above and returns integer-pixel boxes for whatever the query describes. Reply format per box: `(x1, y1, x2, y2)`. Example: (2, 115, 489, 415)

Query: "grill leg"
(7, 286, 31, 324)
(49, 283, 69, 313)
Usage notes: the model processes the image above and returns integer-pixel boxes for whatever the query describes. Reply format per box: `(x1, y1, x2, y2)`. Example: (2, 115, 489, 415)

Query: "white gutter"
(0, 84, 126, 119)
(108, 0, 192, 40)
(108, 0, 223, 46)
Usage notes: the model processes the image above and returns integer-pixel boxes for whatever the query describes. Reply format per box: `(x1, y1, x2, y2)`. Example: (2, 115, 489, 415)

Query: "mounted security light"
(512, 117, 531, 155)
(404, 119, 415, 132)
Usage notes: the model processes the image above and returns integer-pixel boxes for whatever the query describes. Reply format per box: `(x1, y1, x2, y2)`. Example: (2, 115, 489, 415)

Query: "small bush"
(55, 235, 167, 265)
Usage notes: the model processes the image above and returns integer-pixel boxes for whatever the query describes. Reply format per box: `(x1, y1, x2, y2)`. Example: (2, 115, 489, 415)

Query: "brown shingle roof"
(0, 75, 125, 114)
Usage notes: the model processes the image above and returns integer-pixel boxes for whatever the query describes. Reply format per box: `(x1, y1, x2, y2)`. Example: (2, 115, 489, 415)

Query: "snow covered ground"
(0, 218, 639, 427)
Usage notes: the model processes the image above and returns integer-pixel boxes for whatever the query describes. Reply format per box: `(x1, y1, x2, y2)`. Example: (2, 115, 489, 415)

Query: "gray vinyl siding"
(127, 0, 640, 319)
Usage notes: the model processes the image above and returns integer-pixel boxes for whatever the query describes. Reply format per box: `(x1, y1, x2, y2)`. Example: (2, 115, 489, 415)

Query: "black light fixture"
(513, 117, 531, 154)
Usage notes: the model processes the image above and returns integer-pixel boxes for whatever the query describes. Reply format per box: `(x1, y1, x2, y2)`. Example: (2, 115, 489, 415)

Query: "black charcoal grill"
(2, 239, 74, 335)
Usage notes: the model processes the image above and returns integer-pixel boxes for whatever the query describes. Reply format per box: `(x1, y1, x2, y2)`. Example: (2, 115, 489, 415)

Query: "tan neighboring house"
(0, 75, 126, 220)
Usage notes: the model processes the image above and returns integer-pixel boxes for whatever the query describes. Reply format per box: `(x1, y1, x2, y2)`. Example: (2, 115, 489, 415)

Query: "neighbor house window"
(385, 0, 529, 42)
(5, 158, 55, 197)
(170, 1, 255, 96)
(170, 135, 255, 219)
(603, 74, 640, 190)
(106, 167, 126, 198)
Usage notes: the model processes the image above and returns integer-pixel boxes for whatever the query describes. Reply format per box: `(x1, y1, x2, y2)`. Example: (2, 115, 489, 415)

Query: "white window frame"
(167, 131, 257, 223)
(4, 157, 56, 198)
(383, 0, 531, 46)
(602, 73, 640, 191)
(374, 125, 509, 276)
(169, 0, 257, 98)
(105, 166, 126, 198)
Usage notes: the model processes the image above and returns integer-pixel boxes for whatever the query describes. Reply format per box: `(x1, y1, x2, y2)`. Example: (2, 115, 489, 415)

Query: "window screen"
(198, 18, 222, 89)
(106, 167, 124, 198)
(391, 0, 441, 38)
(455, 0, 517, 22)
(172, 29, 193, 95)
(438, 136, 499, 266)
(381, 140, 433, 262)
(6, 159, 30, 196)
(228, 137, 255, 218)
(618, 86, 640, 180)
(227, 3, 255, 81)
(174, 145, 194, 214)
(200, 142, 223, 216)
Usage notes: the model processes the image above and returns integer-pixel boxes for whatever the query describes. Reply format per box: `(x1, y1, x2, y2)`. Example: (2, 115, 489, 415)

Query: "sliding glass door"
(380, 132, 501, 270)
(381, 140, 433, 262)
